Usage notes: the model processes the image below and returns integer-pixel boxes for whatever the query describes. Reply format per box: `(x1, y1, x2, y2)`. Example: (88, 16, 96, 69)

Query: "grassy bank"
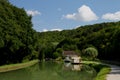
(94, 65, 111, 80)
(82, 61, 111, 80)
(0, 60, 39, 73)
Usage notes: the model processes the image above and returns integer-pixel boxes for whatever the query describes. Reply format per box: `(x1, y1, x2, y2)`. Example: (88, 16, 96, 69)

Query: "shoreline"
(106, 64, 120, 80)
(0, 60, 39, 73)
(82, 61, 111, 80)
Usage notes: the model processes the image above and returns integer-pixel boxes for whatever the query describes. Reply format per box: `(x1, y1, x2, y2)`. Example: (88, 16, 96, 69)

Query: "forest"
(0, 0, 39, 65)
(38, 21, 120, 62)
(0, 0, 120, 65)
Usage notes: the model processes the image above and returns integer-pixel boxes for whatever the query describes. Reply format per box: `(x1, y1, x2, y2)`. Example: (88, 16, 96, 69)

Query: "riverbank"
(95, 65, 110, 80)
(82, 61, 111, 80)
(0, 60, 39, 73)
(106, 64, 120, 80)
(100, 60, 120, 80)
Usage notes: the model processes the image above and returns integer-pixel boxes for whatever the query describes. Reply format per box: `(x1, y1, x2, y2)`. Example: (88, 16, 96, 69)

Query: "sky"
(9, 0, 120, 32)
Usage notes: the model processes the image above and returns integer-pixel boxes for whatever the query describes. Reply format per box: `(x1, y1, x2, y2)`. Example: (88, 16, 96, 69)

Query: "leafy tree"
(0, 0, 39, 65)
(53, 52, 60, 59)
(53, 48, 63, 59)
(83, 47, 98, 60)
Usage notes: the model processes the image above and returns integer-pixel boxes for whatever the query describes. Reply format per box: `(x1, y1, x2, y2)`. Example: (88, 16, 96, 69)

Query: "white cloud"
(102, 11, 120, 21)
(51, 28, 62, 31)
(42, 28, 62, 32)
(43, 29, 48, 32)
(64, 5, 98, 22)
(26, 10, 41, 16)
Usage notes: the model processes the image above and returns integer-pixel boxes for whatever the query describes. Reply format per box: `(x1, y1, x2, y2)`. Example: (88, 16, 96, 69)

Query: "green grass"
(82, 61, 111, 80)
(0, 59, 39, 73)
(81, 61, 101, 64)
(94, 65, 111, 80)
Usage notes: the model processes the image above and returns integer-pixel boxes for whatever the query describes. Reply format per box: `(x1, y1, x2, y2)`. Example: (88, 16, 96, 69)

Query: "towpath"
(106, 64, 120, 80)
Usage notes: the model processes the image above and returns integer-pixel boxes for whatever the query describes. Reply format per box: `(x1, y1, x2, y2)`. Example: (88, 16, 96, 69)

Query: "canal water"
(0, 61, 97, 80)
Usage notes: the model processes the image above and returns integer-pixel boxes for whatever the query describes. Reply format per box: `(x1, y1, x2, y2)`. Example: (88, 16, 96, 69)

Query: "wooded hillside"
(38, 21, 120, 61)
(0, 0, 120, 65)
(0, 0, 38, 65)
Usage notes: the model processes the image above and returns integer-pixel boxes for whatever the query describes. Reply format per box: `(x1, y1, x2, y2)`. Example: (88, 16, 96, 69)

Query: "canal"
(0, 61, 97, 80)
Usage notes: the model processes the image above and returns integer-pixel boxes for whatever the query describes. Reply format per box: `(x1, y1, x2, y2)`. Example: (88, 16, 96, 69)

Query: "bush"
(83, 47, 98, 60)
(53, 52, 60, 59)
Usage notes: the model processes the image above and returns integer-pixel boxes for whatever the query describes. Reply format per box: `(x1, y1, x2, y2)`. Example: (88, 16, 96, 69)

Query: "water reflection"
(64, 62, 82, 71)
(0, 67, 33, 80)
(0, 61, 97, 80)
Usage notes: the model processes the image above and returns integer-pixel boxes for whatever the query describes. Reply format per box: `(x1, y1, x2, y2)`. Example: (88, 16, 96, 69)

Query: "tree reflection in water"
(63, 62, 82, 71)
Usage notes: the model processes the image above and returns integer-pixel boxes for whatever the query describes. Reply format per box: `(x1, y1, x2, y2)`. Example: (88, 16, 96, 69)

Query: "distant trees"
(53, 48, 63, 59)
(2, 0, 120, 63)
(38, 21, 120, 61)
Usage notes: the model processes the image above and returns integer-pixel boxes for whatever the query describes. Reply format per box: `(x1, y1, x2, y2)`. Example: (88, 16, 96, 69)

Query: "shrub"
(83, 47, 98, 60)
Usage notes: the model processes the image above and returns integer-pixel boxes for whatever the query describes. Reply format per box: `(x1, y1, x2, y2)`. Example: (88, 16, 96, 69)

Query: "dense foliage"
(83, 47, 98, 60)
(0, 0, 120, 66)
(38, 21, 120, 61)
(0, 0, 38, 65)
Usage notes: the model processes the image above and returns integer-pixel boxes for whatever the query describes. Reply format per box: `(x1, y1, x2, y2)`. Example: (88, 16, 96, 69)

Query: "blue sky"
(9, 0, 120, 32)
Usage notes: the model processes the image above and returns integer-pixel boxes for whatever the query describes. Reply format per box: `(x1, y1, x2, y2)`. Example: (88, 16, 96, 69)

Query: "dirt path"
(106, 64, 120, 80)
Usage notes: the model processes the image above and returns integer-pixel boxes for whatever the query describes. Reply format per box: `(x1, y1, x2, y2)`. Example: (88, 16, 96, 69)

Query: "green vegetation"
(82, 61, 111, 80)
(83, 47, 98, 60)
(38, 21, 120, 62)
(0, 60, 39, 72)
(0, 0, 39, 65)
(0, 1, 116, 80)
(94, 65, 111, 80)
(0, 1, 119, 78)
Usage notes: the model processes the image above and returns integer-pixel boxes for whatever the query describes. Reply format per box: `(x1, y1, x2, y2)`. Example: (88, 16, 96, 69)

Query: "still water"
(0, 61, 97, 80)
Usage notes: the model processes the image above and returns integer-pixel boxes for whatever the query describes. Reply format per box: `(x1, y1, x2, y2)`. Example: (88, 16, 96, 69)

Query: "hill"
(38, 21, 120, 61)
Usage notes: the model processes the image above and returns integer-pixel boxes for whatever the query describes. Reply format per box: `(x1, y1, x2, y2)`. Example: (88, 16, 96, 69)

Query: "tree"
(53, 48, 63, 59)
(53, 52, 60, 59)
(0, 0, 39, 65)
(83, 47, 98, 60)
